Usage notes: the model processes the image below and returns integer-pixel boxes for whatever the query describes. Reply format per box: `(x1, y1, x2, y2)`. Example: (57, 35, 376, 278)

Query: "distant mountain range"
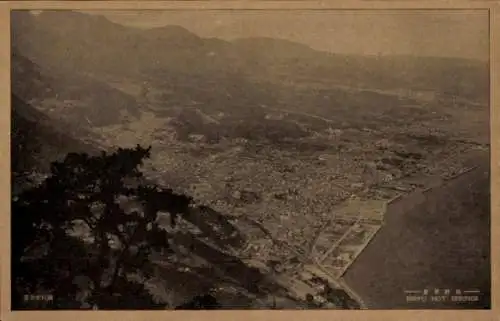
(10, 9, 490, 177)
(12, 10, 489, 103)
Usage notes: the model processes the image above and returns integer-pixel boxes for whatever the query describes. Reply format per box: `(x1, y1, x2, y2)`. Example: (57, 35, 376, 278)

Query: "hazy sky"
(84, 10, 489, 61)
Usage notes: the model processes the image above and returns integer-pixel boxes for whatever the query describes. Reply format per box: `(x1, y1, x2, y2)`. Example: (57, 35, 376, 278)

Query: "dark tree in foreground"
(12, 145, 193, 309)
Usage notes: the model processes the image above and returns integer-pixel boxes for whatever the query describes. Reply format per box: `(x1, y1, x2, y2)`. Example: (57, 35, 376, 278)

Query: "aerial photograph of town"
(10, 8, 490, 310)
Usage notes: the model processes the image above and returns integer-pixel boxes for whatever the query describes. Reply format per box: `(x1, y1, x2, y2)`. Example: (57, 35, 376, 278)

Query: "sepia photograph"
(10, 8, 491, 311)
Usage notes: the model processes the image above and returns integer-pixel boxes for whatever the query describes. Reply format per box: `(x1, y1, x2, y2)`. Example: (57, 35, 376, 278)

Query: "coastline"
(340, 149, 490, 309)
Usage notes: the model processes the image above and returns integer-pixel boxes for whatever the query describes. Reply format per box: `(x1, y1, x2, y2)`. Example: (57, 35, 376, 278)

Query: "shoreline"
(340, 150, 490, 309)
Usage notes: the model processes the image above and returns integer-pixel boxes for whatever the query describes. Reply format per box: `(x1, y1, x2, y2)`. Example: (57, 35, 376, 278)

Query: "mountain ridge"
(12, 10, 488, 104)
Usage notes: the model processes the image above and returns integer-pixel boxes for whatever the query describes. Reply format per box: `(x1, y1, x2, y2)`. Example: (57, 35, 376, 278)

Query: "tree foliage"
(12, 145, 194, 309)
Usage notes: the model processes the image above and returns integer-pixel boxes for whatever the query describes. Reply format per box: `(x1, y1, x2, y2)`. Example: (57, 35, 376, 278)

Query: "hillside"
(11, 94, 99, 193)
(12, 10, 488, 105)
(11, 11, 489, 148)
(12, 50, 141, 128)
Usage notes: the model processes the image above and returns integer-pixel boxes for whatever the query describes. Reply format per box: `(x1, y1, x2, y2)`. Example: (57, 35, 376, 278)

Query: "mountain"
(11, 49, 141, 127)
(11, 9, 490, 153)
(11, 50, 54, 101)
(12, 10, 489, 104)
(11, 10, 490, 148)
(11, 94, 97, 178)
(11, 10, 216, 77)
